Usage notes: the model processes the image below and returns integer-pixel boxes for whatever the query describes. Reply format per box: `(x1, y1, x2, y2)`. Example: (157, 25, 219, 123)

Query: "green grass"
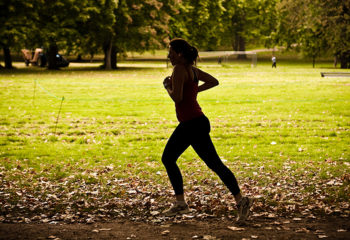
(1, 59, 349, 207)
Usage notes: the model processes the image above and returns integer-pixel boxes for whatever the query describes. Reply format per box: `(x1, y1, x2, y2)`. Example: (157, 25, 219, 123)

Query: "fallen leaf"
(99, 228, 111, 231)
(228, 226, 245, 231)
(337, 229, 346, 232)
(150, 211, 159, 216)
(161, 230, 170, 236)
(160, 224, 172, 228)
(203, 235, 217, 240)
(295, 228, 309, 233)
(318, 235, 327, 239)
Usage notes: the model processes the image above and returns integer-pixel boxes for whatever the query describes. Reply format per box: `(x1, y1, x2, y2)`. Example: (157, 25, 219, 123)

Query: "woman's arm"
(165, 65, 186, 103)
(195, 67, 219, 92)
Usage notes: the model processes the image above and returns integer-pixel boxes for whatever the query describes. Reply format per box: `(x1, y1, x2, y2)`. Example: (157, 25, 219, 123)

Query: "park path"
(0, 215, 349, 240)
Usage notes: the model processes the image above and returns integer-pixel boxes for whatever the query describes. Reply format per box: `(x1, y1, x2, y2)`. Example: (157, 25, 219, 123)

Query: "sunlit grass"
(1, 60, 349, 192)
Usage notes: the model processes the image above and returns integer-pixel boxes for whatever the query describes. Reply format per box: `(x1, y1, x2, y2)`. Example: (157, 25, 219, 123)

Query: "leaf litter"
(0, 159, 349, 239)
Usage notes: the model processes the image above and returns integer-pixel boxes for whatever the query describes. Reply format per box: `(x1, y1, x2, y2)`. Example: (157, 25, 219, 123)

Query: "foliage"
(0, 0, 34, 50)
(1, 0, 349, 68)
(318, 0, 350, 68)
(76, 0, 116, 59)
(220, 0, 278, 52)
(275, 0, 350, 68)
(26, 0, 88, 50)
(0, 0, 37, 68)
(114, 0, 175, 53)
(168, 0, 225, 50)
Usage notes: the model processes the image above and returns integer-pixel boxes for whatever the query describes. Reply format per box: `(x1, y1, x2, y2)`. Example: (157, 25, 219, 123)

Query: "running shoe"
(237, 197, 253, 223)
(163, 203, 190, 217)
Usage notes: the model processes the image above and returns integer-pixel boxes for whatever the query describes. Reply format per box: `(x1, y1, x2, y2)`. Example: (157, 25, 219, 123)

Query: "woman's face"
(168, 47, 182, 66)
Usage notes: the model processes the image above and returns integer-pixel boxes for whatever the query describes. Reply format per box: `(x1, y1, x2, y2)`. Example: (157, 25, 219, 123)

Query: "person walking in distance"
(162, 38, 253, 223)
(272, 56, 277, 68)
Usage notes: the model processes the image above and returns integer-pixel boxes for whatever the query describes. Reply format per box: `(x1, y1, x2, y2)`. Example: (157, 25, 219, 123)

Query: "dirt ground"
(0, 216, 349, 240)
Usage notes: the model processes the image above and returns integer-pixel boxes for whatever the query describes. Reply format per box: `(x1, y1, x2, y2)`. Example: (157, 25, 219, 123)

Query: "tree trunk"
(48, 43, 58, 70)
(233, 35, 239, 51)
(231, 35, 247, 59)
(3, 47, 13, 69)
(103, 40, 112, 70)
(76, 54, 82, 62)
(237, 36, 247, 60)
(312, 55, 316, 68)
(339, 52, 350, 69)
(111, 46, 117, 69)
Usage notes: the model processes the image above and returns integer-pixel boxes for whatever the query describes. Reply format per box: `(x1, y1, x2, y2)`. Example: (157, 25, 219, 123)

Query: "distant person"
(272, 56, 277, 68)
(333, 56, 338, 68)
(162, 38, 253, 223)
(218, 56, 222, 64)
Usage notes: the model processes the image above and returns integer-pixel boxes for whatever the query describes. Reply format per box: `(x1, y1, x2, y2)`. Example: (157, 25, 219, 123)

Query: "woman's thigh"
(162, 124, 191, 162)
(191, 133, 221, 168)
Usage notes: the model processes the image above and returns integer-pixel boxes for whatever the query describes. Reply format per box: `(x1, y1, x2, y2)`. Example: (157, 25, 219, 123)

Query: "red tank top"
(175, 69, 203, 122)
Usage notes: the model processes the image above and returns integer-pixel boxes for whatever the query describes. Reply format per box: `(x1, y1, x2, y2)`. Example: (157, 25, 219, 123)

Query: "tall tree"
(319, 0, 350, 68)
(275, 0, 325, 67)
(27, 0, 94, 69)
(107, 0, 176, 69)
(275, 0, 350, 68)
(221, 0, 278, 58)
(168, 0, 225, 50)
(0, 0, 35, 69)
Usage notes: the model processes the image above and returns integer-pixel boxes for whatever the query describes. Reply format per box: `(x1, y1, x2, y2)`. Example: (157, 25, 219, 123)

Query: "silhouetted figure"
(272, 56, 277, 68)
(162, 38, 253, 223)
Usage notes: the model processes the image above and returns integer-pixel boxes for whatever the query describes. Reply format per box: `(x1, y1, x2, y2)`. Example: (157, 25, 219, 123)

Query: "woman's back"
(175, 67, 203, 122)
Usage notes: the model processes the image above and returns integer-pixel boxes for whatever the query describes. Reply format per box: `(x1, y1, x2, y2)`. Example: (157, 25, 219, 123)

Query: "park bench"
(321, 72, 350, 77)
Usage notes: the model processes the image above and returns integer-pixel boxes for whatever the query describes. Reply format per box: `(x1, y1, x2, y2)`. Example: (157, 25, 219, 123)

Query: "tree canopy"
(1, 0, 349, 69)
(274, 0, 350, 68)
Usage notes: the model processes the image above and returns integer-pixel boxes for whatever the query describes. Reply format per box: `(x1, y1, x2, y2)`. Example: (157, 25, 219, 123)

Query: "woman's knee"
(206, 159, 227, 173)
(161, 152, 175, 167)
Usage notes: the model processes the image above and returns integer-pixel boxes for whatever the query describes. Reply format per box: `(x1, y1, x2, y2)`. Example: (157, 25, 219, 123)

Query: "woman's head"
(168, 38, 198, 66)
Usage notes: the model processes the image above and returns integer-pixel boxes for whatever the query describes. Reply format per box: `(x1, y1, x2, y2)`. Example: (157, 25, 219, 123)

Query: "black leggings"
(162, 115, 240, 196)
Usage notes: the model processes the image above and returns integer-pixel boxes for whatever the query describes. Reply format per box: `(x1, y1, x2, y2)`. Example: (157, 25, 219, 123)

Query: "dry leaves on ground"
(0, 160, 349, 224)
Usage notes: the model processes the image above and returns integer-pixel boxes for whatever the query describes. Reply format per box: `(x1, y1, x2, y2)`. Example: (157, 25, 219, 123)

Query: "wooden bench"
(321, 72, 350, 77)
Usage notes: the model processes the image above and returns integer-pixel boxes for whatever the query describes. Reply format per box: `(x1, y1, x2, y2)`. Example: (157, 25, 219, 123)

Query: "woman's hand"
(163, 76, 172, 89)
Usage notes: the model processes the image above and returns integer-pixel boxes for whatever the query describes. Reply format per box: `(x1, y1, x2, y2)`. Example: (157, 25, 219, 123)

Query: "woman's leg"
(191, 134, 241, 197)
(189, 117, 241, 198)
(162, 124, 190, 196)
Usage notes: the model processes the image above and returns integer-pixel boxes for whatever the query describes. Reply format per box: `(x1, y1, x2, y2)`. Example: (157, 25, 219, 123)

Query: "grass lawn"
(0, 58, 349, 223)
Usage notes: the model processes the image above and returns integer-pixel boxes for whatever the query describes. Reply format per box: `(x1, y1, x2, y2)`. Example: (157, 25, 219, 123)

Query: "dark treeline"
(0, 0, 349, 69)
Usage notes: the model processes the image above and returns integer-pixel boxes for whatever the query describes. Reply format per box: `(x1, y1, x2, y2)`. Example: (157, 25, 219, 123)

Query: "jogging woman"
(162, 38, 252, 222)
